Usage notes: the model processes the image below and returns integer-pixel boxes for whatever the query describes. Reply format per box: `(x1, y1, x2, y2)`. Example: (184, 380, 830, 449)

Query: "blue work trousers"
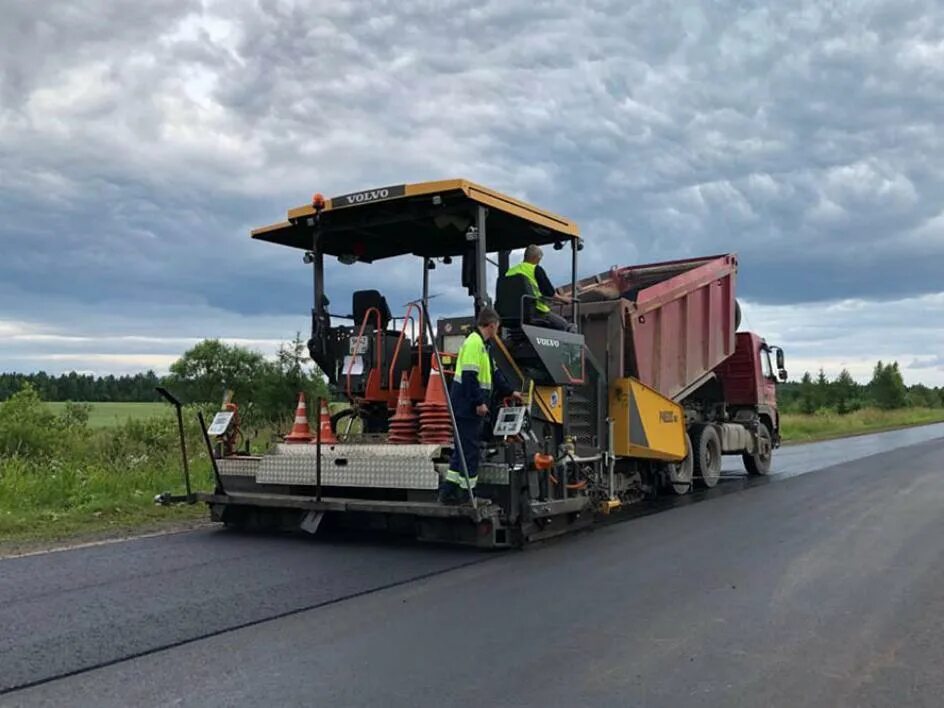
(442, 416, 485, 495)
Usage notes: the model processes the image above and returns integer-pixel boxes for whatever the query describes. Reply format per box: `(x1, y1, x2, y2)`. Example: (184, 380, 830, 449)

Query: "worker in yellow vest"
(439, 307, 521, 505)
(505, 244, 576, 332)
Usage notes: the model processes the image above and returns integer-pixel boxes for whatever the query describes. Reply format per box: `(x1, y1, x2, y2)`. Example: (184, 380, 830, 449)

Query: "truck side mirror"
(778, 369, 788, 382)
(775, 348, 785, 369)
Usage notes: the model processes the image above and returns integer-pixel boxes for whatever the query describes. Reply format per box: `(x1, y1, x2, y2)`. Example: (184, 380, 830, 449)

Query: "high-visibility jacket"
(444, 330, 515, 491)
(449, 330, 512, 419)
(505, 262, 551, 313)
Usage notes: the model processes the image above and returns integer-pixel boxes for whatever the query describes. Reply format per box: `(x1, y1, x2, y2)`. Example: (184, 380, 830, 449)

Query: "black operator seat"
(351, 289, 414, 389)
(495, 273, 527, 328)
(494, 274, 551, 329)
(352, 289, 392, 330)
(496, 272, 555, 372)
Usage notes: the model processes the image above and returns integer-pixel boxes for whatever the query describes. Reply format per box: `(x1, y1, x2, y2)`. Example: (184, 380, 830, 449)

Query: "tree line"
(0, 370, 163, 403)
(778, 361, 944, 414)
(3, 345, 941, 419)
(0, 335, 330, 422)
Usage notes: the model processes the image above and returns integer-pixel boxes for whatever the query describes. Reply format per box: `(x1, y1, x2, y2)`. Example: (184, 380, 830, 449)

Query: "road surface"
(2, 423, 943, 706)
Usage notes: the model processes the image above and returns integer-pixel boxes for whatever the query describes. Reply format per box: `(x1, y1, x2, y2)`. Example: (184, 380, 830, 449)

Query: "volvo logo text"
(334, 184, 405, 207)
(345, 189, 388, 204)
(535, 337, 560, 348)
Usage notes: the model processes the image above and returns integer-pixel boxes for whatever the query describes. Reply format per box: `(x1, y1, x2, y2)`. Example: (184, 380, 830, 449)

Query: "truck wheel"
(692, 425, 722, 488)
(667, 434, 694, 495)
(743, 422, 773, 476)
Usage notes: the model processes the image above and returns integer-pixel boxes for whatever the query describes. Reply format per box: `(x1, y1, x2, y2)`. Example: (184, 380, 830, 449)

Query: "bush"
(60, 401, 92, 428)
(0, 385, 60, 457)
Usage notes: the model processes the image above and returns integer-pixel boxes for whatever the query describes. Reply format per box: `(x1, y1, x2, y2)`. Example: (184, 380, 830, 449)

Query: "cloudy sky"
(2, 0, 943, 385)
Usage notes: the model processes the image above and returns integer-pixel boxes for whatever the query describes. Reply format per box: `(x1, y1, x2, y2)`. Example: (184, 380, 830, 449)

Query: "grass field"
(43, 402, 169, 428)
(36, 402, 339, 429)
(781, 407, 944, 443)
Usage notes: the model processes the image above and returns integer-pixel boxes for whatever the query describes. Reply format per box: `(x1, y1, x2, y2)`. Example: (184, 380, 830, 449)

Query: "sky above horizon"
(2, 0, 943, 385)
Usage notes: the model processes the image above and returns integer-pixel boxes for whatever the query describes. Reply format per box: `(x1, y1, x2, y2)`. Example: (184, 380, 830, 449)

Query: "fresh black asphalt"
(2, 423, 942, 706)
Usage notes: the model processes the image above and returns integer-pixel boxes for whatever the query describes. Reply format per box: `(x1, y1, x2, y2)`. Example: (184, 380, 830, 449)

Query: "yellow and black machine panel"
(610, 378, 686, 461)
(491, 335, 568, 427)
(532, 385, 564, 425)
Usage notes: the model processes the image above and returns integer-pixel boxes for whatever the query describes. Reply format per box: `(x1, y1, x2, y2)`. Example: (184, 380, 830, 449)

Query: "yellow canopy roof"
(251, 179, 580, 262)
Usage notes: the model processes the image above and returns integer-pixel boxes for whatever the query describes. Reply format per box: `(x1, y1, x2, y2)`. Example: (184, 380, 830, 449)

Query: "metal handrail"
(387, 302, 423, 392)
(345, 306, 383, 400)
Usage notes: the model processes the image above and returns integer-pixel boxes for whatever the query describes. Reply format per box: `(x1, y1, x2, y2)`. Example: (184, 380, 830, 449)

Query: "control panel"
(492, 406, 528, 437)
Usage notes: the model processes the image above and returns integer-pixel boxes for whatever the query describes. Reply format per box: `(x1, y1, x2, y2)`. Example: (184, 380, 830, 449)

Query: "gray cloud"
(1, 0, 943, 379)
(908, 355, 944, 370)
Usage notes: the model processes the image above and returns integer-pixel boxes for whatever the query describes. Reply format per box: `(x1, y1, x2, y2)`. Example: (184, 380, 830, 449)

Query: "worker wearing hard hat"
(440, 307, 521, 505)
(505, 244, 577, 332)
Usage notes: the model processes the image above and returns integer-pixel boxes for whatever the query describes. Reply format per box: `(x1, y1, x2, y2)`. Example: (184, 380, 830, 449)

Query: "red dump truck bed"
(571, 254, 738, 401)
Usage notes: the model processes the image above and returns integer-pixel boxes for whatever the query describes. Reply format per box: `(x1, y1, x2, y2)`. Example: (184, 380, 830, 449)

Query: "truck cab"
(715, 332, 787, 446)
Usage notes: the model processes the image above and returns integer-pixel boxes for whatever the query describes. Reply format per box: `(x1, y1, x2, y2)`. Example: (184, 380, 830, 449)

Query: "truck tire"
(743, 422, 773, 476)
(667, 433, 694, 495)
(692, 424, 722, 488)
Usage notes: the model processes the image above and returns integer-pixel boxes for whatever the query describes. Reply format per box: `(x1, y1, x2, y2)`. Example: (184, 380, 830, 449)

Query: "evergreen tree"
(869, 361, 907, 410)
(815, 368, 830, 410)
(799, 372, 816, 414)
(833, 369, 858, 414)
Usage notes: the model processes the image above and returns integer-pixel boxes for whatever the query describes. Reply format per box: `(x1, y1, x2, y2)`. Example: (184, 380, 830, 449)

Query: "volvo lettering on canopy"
(334, 184, 406, 208)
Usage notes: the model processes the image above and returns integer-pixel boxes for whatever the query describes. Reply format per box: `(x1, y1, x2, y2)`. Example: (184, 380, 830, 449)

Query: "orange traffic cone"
(315, 400, 339, 445)
(424, 358, 448, 404)
(418, 359, 453, 445)
(284, 392, 314, 443)
(388, 372, 419, 444)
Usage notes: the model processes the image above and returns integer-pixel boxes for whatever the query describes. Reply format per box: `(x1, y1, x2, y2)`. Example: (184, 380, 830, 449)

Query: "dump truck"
(162, 180, 787, 547)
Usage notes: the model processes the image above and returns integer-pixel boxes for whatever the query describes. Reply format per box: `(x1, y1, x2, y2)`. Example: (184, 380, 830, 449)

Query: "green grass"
(781, 407, 944, 443)
(0, 490, 210, 552)
(42, 402, 168, 428)
(0, 457, 214, 551)
(0, 389, 221, 552)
